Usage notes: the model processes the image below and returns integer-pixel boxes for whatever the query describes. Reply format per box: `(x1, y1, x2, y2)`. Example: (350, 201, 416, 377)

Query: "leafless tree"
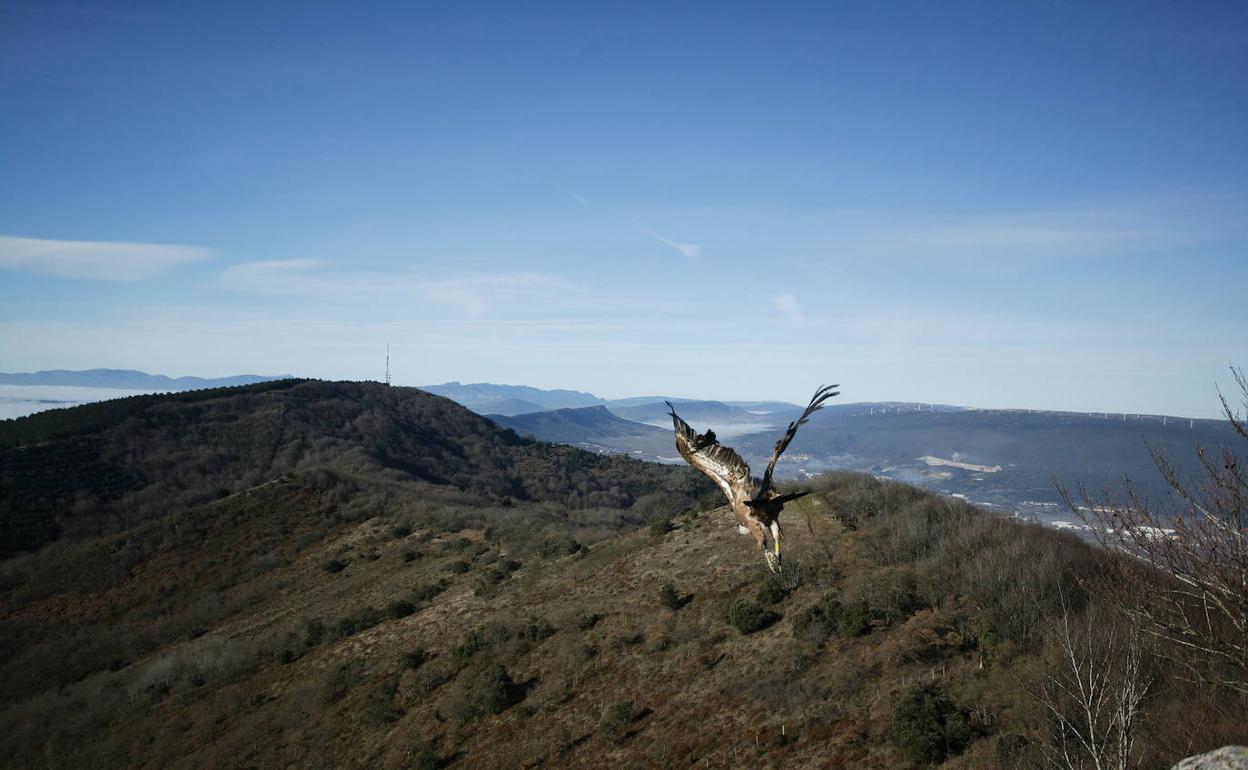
(1061, 367, 1248, 695)
(1033, 595, 1152, 770)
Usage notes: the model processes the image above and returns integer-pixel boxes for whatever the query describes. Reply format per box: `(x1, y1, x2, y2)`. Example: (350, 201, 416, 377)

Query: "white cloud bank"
(0, 235, 211, 281)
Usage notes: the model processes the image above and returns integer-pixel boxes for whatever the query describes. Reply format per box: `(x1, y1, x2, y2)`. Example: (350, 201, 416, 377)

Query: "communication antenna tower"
(385, 344, 391, 387)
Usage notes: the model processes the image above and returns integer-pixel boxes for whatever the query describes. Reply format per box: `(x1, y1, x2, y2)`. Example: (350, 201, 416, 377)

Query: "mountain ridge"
(0, 381, 1240, 768)
(0, 368, 293, 390)
(0, 379, 710, 558)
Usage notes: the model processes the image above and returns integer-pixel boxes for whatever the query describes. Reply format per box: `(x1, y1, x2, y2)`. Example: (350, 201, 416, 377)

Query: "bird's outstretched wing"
(667, 401, 754, 504)
(756, 384, 839, 498)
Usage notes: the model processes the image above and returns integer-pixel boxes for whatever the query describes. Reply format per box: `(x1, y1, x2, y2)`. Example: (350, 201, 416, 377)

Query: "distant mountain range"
(433, 382, 1236, 527)
(0, 369, 292, 391)
(419, 381, 604, 415)
(607, 399, 798, 430)
(6, 374, 1230, 530)
(490, 405, 674, 459)
(728, 405, 1235, 516)
(420, 381, 804, 428)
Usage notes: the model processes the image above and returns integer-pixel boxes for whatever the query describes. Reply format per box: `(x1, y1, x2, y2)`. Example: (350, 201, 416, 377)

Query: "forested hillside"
(0, 384, 1242, 769)
(0, 380, 709, 557)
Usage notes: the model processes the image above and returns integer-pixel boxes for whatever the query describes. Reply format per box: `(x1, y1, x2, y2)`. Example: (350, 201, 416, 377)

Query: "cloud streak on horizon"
(0, 235, 211, 281)
(870, 202, 1243, 260)
(218, 259, 576, 317)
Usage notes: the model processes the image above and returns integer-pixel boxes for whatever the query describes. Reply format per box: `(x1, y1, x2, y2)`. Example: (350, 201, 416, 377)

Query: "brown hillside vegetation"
(0, 384, 1244, 769)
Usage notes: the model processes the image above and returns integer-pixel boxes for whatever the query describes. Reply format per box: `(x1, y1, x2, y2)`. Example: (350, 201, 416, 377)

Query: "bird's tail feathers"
(745, 490, 809, 508)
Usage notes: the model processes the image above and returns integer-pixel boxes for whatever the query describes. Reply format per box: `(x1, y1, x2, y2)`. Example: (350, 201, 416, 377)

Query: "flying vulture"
(667, 384, 839, 572)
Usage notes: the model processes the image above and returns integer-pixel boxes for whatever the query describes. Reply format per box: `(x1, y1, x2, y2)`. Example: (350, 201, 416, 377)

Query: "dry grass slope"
(2, 384, 1243, 769)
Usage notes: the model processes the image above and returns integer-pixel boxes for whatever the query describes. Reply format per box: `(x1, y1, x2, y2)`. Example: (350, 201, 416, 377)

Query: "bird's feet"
(764, 551, 782, 573)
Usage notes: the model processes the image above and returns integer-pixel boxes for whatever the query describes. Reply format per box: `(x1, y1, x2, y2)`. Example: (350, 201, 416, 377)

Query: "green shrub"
(647, 512, 673, 536)
(792, 594, 870, 641)
(409, 580, 448, 604)
(473, 568, 508, 596)
(521, 619, 556, 641)
(303, 618, 326, 648)
(658, 583, 683, 611)
(410, 741, 443, 770)
(538, 538, 584, 558)
(575, 612, 603, 630)
(362, 677, 401, 725)
(836, 603, 871, 637)
(336, 606, 385, 637)
(599, 700, 634, 744)
(386, 600, 416, 619)
(323, 558, 346, 573)
(446, 559, 472, 574)
(756, 574, 791, 606)
(320, 662, 357, 704)
(792, 604, 832, 643)
(458, 664, 520, 720)
(724, 599, 775, 635)
(889, 683, 972, 764)
(402, 647, 430, 670)
(402, 549, 418, 563)
(454, 622, 515, 660)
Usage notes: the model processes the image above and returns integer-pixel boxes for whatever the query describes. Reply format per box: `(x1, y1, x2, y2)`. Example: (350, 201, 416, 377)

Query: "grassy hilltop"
(0, 382, 1241, 768)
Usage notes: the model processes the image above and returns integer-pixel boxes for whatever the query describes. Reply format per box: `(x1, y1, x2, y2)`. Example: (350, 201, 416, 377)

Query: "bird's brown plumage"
(667, 384, 839, 571)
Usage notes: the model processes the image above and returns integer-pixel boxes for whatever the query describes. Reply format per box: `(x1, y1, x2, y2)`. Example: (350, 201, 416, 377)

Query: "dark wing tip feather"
(756, 381, 841, 497)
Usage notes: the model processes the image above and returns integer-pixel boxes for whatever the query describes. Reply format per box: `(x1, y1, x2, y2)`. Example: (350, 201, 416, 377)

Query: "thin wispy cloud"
(558, 186, 591, 208)
(218, 259, 574, 317)
(219, 258, 330, 290)
(875, 205, 1230, 259)
(413, 274, 574, 317)
(0, 235, 211, 281)
(774, 294, 804, 328)
(639, 227, 702, 259)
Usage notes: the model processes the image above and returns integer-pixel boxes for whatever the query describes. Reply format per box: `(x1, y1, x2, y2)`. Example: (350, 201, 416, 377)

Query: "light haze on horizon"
(1, 1, 1246, 418)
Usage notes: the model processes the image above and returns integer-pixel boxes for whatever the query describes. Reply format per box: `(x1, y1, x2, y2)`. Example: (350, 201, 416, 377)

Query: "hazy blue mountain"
(492, 405, 665, 441)
(487, 394, 1236, 529)
(473, 397, 548, 416)
(491, 406, 675, 461)
(727, 406, 1235, 521)
(602, 395, 680, 408)
(607, 399, 791, 436)
(0, 369, 292, 390)
(722, 400, 804, 413)
(420, 381, 604, 414)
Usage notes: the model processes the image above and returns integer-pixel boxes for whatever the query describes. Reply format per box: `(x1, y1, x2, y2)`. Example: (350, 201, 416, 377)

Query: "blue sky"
(1, 1, 1245, 417)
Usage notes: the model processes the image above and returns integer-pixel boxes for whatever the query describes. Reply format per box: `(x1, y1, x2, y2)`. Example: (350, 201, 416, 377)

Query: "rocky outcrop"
(1173, 746, 1248, 770)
